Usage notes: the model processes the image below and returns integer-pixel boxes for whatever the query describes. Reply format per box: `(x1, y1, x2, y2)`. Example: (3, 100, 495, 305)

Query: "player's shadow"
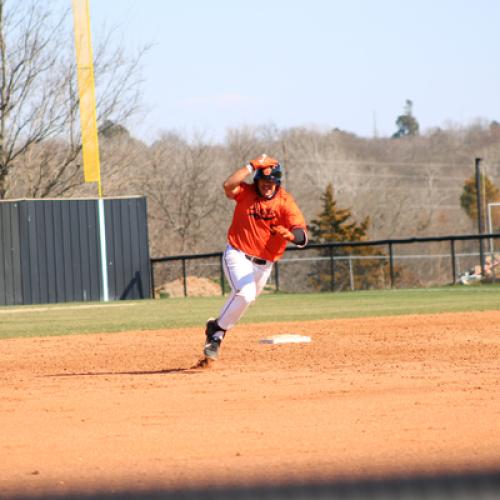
(45, 366, 203, 377)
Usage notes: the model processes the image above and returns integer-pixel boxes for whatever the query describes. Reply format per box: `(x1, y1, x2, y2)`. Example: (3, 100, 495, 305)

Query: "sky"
(72, 0, 500, 143)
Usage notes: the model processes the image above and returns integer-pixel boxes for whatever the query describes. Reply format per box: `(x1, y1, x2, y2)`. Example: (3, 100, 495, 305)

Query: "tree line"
(2, 1, 500, 262)
(7, 119, 500, 259)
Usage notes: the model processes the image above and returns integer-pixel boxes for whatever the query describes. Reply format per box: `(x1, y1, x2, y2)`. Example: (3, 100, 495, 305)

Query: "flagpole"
(72, 0, 109, 302)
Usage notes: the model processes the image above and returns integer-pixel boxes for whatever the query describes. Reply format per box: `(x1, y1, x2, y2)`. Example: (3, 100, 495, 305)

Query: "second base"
(259, 334, 312, 345)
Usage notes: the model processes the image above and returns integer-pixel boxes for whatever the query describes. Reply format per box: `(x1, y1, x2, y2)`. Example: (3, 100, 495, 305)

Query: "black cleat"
(205, 318, 219, 339)
(203, 337, 221, 360)
(203, 318, 225, 360)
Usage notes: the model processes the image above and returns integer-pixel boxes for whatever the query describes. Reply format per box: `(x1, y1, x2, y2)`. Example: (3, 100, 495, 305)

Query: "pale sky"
(80, 0, 499, 143)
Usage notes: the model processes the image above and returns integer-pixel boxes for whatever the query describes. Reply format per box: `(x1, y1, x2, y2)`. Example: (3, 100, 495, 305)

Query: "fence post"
(150, 261, 156, 299)
(450, 239, 457, 284)
(348, 255, 354, 291)
(219, 253, 225, 296)
(329, 245, 335, 292)
(274, 261, 280, 292)
(182, 258, 187, 297)
(388, 242, 395, 288)
(475, 158, 486, 276)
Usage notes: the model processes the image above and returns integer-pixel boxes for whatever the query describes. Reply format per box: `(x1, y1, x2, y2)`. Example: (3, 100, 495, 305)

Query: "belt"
(245, 254, 268, 265)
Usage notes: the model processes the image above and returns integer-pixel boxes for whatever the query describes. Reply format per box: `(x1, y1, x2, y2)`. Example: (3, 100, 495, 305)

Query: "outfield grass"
(0, 285, 499, 339)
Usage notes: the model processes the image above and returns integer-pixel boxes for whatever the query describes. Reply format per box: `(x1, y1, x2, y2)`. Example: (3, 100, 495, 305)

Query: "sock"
(213, 330, 225, 341)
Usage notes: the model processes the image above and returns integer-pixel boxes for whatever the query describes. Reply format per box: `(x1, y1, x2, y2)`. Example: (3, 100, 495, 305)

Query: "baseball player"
(202, 154, 308, 361)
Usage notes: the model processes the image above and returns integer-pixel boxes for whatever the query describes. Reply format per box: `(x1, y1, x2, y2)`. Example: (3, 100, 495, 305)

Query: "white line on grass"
(0, 303, 137, 314)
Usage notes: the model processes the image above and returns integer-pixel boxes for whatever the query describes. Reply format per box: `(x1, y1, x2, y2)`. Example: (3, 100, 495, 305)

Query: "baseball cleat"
(203, 338, 221, 360)
(203, 318, 226, 360)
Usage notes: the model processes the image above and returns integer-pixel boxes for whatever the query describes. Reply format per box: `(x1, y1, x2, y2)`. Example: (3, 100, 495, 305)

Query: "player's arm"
(223, 164, 253, 199)
(271, 225, 308, 247)
(270, 195, 308, 247)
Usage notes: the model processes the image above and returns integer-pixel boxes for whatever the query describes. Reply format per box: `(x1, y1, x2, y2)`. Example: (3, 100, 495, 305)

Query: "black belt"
(245, 254, 268, 265)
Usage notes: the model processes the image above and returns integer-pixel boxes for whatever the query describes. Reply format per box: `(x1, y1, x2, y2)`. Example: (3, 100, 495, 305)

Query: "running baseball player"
(202, 154, 308, 361)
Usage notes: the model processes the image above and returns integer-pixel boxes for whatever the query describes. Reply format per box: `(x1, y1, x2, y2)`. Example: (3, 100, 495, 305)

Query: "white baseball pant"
(216, 244, 273, 331)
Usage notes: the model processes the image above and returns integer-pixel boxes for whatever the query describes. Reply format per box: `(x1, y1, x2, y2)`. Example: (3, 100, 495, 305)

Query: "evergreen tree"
(99, 120, 131, 140)
(392, 99, 420, 138)
(460, 174, 500, 224)
(309, 184, 370, 243)
(308, 183, 387, 290)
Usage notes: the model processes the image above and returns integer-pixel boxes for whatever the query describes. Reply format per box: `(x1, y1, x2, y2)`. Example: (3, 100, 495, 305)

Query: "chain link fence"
(150, 234, 500, 297)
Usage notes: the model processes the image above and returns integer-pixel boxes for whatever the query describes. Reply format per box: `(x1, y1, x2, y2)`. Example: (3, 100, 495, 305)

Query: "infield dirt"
(1, 311, 499, 496)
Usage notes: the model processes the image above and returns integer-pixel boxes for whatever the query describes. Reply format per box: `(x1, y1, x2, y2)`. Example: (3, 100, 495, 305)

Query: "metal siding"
(19, 202, 32, 304)
(10, 203, 23, 304)
(120, 200, 133, 298)
(124, 198, 139, 299)
(110, 200, 122, 300)
(129, 197, 150, 299)
(128, 199, 142, 298)
(52, 201, 66, 302)
(78, 200, 91, 301)
(87, 200, 100, 300)
(0, 204, 8, 305)
(101, 197, 151, 300)
(21, 202, 33, 303)
(116, 201, 127, 298)
(44, 201, 57, 303)
(28, 202, 42, 303)
(141, 197, 152, 298)
(39, 199, 101, 304)
(69, 201, 83, 301)
(0, 203, 23, 305)
(135, 197, 151, 299)
(112, 200, 124, 300)
(61, 202, 73, 301)
(1, 197, 149, 305)
(115, 200, 125, 299)
(33, 202, 45, 303)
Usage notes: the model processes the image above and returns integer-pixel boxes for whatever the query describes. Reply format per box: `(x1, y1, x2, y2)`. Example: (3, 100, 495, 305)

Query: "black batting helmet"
(254, 164, 282, 186)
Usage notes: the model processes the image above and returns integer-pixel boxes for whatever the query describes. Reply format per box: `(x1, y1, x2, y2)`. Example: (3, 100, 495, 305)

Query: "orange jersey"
(227, 183, 307, 262)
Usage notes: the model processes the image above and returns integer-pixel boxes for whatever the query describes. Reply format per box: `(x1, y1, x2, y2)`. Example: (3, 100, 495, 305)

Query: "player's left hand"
(270, 224, 294, 242)
(249, 154, 279, 170)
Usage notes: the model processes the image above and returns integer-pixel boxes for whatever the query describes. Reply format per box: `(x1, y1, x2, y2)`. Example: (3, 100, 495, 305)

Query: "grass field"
(1, 285, 499, 340)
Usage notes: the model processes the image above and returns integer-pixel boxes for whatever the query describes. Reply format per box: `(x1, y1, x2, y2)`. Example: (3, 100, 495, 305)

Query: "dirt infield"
(1, 311, 499, 497)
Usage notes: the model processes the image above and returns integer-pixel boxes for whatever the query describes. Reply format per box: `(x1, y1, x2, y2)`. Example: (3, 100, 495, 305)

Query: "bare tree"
(141, 133, 228, 255)
(0, 0, 147, 199)
(224, 124, 284, 170)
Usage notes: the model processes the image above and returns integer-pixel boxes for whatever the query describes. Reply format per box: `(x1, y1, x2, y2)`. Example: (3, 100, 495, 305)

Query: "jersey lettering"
(249, 204, 277, 222)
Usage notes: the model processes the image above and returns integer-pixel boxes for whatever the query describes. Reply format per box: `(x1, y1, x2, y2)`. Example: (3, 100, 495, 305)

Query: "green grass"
(1, 285, 499, 340)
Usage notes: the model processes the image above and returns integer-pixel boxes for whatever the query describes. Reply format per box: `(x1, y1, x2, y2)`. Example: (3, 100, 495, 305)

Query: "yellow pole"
(72, 0, 102, 197)
(72, 0, 109, 301)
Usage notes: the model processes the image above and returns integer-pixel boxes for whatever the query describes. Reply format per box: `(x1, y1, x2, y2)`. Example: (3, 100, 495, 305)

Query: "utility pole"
(475, 157, 485, 276)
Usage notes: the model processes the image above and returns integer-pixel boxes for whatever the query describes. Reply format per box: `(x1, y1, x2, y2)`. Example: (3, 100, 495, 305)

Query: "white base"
(259, 334, 312, 345)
